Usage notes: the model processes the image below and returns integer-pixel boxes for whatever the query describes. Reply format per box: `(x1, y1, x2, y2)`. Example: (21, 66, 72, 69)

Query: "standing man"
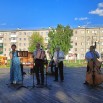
(53, 46, 65, 82)
(33, 43, 45, 85)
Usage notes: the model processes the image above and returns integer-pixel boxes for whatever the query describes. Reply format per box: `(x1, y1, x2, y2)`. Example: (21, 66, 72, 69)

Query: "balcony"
(0, 40, 3, 43)
(11, 40, 17, 42)
(10, 35, 17, 37)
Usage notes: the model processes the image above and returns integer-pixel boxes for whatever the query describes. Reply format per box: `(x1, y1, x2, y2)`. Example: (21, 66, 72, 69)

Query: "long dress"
(10, 51, 22, 83)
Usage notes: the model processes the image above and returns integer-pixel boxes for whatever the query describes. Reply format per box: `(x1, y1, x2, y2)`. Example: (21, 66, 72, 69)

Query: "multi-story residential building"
(0, 27, 103, 60)
(70, 27, 103, 60)
(0, 29, 49, 59)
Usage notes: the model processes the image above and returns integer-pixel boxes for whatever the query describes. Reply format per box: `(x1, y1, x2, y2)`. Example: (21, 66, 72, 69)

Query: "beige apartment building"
(0, 27, 103, 60)
(0, 29, 49, 59)
(70, 27, 103, 60)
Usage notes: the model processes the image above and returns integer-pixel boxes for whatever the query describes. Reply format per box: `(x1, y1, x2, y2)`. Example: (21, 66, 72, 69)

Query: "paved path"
(0, 67, 103, 103)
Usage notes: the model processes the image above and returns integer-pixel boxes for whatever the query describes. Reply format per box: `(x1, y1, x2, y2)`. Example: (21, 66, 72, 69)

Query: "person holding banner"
(33, 43, 46, 85)
(9, 44, 22, 84)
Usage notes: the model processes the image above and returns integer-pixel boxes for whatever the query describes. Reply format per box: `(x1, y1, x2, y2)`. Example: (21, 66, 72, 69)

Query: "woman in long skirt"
(9, 44, 22, 84)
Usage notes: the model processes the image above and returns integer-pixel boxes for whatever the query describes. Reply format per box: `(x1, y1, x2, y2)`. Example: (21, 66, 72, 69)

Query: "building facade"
(70, 27, 103, 60)
(0, 27, 103, 60)
(0, 29, 49, 59)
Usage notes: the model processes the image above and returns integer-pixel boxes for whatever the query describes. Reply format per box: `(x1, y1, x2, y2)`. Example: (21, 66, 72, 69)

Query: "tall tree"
(48, 24, 73, 55)
(28, 32, 44, 52)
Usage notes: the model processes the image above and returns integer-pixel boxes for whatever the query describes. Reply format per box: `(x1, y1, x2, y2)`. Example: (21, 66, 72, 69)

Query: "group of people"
(9, 43, 65, 85)
(9, 43, 103, 87)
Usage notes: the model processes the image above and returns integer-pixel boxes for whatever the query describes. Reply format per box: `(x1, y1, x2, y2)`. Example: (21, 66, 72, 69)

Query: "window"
(93, 36, 97, 40)
(75, 37, 77, 40)
(87, 42, 90, 45)
(81, 42, 83, 45)
(24, 38, 26, 40)
(24, 32, 26, 35)
(11, 37, 16, 40)
(81, 48, 84, 51)
(75, 43, 77, 46)
(86, 48, 89, 51)
(86, 36, 90, 41)
(19, 32, 21, 35)
(92, 30, 97, 34)
(4, 48, 6, 51)
(75, 48, 77, 51)
(75, 31, 77, 34)
(24, 43, 26, 46)
(87, 30, 90, 33)
(11, 32, 16, 35)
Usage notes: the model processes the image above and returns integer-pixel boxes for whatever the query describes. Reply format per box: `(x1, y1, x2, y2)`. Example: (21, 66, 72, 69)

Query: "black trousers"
(35, 59, 44, 84)
(54, 61, 64, 81)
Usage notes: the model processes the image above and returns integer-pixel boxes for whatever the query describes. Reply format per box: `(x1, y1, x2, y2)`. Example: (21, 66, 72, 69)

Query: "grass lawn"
(64, 60, 87, 67)
(1, 60, 103, 69)
(0, 60, 88, 69)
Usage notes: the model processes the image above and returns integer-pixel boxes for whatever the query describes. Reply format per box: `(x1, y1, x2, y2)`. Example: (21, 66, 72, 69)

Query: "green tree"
(28, 32, 44, 52)
(48, 24, 73, 55)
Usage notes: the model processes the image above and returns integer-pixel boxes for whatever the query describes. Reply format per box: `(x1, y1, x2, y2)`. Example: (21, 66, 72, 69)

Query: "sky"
(0, 0, 103, 30)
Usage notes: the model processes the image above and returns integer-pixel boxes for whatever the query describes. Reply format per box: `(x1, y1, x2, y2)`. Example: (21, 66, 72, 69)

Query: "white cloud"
(0, 23, 7, 26)
(89, 2, 103, 16)
(98, 2, 103, 8)
(74, 18, 78, 20)
(74, 17, 88, 21)
(89, 8, 103, 16)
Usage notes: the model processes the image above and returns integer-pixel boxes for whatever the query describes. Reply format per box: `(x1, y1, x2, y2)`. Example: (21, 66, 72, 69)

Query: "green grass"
(64, 60, 87, 67)
(3, 59, 103, 68)
(0, 60, 87, 68)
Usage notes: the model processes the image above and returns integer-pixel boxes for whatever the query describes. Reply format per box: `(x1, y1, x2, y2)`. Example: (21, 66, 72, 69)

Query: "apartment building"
(0, 27, 103, 60)
(70, 27, 103, 60)
(0, 29, 49, 59)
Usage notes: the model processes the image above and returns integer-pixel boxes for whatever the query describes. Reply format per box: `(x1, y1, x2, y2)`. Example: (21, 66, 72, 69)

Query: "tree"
(28, 32, 44, 52)
(48, 24, 73, 55)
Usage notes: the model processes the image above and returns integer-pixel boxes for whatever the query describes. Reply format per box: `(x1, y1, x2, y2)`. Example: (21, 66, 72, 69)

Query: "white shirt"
(33, 48, 46, 60)
(53, 50, 64, 62)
